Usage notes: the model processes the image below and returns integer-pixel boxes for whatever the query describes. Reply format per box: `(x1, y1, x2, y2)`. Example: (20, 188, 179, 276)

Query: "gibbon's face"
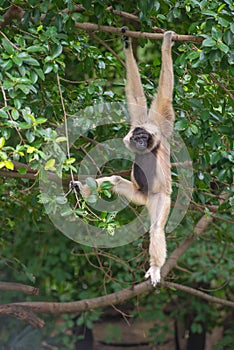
(128, 127, 154, 153)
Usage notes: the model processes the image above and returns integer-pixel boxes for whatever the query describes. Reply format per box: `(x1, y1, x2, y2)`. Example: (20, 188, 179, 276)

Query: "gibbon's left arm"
(71, 31, 175, 287)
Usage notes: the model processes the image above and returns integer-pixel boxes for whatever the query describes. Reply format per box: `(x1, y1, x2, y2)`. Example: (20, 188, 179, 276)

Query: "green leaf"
(218, 16, 229, 27)
(12, 56, 23, 66)
(27, 45, 45, 53)
(0, 137, 5, 149)
(65, 157, 76, 165)
(100, 181, 114, 190)
(45, 159, 56, 171)
(55, 136, 67, 142)
(217, 41, 229, 53)
(17, 167, 27, 174)
(5, 160, 14, 170)
(11, 109, 19, 120)
(174, 119, 189, 131)
(1, 38, 15, 55)
(34, 68, 45, 81)
(23, 57, 40, 66)
(86, 177, 98, 190)
(34, 117, 47, 125)
(44, 63, 53, 74)
(51, 44, 63, 59)
(202, 38, 216, 47)
(0, 109, 8, 119)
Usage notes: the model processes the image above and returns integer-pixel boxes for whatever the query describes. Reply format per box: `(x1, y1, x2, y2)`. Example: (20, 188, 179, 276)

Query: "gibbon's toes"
(70, 181, 91, 198)
(70, 181, 81, 194)
(145, 266, 161, 287)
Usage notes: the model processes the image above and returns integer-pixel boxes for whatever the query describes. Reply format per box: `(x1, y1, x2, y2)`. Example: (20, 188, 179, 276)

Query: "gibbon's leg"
(121, 27, 148, 125)
(145, 192, 171, 286)
(72, 176, 147, 206)
(148, 31, 175, 137)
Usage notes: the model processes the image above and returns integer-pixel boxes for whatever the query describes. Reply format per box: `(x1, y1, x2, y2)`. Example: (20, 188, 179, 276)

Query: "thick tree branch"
(74, 22, 203, 43)
(0, 305, 44, 328)
(1, 212, 233, 329)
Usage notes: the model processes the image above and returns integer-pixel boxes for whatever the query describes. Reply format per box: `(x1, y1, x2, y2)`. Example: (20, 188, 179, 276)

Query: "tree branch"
(74, 22, 203, 43)
(1, 211, 233, 329)
(162, 281, 234, 307)
(0, 305, 44, 328)
(0, 282, 39, 295)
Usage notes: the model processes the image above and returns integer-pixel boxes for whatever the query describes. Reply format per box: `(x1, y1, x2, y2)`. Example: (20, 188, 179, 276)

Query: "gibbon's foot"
(70, 181, 91, 198)
(121, 26, 129, 49)
(145, 266, 161, 287)
(69, 181, 80, 194)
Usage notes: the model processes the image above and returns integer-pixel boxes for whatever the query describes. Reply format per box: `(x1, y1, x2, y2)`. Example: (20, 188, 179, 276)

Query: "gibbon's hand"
(121, 26, 130, 49)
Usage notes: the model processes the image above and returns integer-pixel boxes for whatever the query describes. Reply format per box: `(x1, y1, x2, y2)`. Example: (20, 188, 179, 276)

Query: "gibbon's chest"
(133, 150, 157, 193)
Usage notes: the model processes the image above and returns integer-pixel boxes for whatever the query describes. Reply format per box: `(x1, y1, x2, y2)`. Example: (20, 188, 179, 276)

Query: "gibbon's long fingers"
(123, 34, 148, 125)
(148, 31, 174, 137)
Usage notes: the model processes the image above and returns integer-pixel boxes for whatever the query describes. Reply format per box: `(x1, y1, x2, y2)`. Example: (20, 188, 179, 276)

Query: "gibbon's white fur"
(72, 30, 175, 286)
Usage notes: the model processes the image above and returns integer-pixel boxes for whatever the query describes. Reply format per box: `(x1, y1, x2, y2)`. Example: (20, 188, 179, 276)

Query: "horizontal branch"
(1, 279, 232, 321)
(74, 22, 203, 43)
(0, 282, 39, 295)
(2, 212, 232, 329)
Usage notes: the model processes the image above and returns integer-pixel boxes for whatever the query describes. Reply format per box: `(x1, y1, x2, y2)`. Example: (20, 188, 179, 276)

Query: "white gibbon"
(72, 30, 175, 286)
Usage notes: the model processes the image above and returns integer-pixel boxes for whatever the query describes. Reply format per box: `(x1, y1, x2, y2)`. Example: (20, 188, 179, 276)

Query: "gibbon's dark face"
(130, 127, 153, 152)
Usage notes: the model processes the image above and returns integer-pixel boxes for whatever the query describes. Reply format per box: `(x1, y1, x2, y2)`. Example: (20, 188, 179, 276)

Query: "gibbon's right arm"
(148, 31, 175, 138)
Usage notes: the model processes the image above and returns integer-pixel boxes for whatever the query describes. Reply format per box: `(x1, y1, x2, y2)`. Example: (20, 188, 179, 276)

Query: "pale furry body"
(73, 31, 175, 286)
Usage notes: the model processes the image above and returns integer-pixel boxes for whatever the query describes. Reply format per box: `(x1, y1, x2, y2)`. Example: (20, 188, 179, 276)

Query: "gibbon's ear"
(148, 31, 175, 138)
(122, 27, 148, 126)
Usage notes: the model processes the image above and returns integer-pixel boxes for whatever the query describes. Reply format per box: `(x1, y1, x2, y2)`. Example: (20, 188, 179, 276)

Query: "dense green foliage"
(0, 0, 233, 348)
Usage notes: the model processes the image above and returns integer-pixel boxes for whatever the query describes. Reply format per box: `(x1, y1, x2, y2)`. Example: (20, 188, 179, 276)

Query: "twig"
(89, 32, 125, 66)
(107, 6, 140, 22)
(210, 73, 234, 101)
(162, 281, 234, 307)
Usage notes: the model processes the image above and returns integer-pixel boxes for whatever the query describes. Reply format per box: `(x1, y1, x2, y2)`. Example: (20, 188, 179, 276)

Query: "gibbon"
(71, 30, 175, 286)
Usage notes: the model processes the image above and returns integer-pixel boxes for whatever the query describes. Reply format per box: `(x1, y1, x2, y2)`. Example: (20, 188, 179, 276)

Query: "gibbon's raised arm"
(122, 27, 148, 125)
(148, 32, 175, 138)
(71, 31, 175, 287)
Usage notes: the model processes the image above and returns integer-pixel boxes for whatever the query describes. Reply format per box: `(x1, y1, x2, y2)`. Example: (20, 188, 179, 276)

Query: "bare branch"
(107, 6, 140, 22)
(75, 22, 203, 43)
(0, 305, 44, 328)
(0, 282, 39, 295)
(162, 281, 234, 307)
